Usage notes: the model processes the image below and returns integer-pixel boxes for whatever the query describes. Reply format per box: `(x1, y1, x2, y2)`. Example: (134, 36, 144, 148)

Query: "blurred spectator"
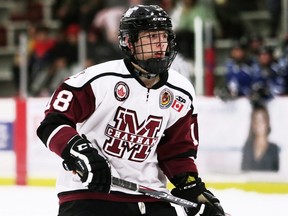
(250, 46, 287, 106)
(92, 5, 126, 45)
(52, 0, 80, 30)
(52, 0, 81, 30)
(170, 54, 194, 80)
(52, 0, 106, 31)
(174, 29, 195, 60)
(26, 23, 38, 55)
(30, 26, 56, 76)
(172, 29, 194, 81)
(31, 24, 80, 96)
(171, 0, 221, 38)
(241, 104, 280, 172)
(213, 0, 245, 39)
(78, 0, 106, 31)
(29, 25, 56, 95)
(223, 41, 257, 99)
(244, 33, 264, 61)
(92, 0, 143, 45)
(13, 24, 56, 96)
(29, 24, 55, 92)
(85, 27, 124, 66)
(51, 24, 80, 67)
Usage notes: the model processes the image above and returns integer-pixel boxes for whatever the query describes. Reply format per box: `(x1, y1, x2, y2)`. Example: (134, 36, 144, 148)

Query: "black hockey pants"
(58, 199, 178, 216)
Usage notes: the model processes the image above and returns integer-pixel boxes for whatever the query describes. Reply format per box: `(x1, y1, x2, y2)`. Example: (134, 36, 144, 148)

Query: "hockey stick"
(90, 143, 229, 215)
(112, 177, 231, 216)
(64, 159, 197, 208)
(111, 176, 198, 208)
(90, 142, 198, 208)
(64, 161, 229, 215)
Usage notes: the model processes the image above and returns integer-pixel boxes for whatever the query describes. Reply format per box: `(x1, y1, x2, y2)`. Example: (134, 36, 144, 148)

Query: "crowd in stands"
(7, 0, 288, 98)
(219, 34, 288, 107)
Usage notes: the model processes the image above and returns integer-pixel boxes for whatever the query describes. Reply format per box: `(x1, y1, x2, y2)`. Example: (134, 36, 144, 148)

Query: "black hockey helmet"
(119, 5, 177, 75)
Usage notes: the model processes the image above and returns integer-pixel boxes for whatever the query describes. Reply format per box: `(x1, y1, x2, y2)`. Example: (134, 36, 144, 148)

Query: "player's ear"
(124, 36, 134, 53)
(124, 37, 133, 49)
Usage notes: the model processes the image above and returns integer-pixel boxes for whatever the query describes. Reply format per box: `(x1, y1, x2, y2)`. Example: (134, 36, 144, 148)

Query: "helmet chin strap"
(131, 61, 159, 79)
(134, 69, 158, 79)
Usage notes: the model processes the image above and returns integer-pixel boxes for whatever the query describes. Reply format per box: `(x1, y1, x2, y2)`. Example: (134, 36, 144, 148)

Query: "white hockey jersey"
(37, 59, 200, 204)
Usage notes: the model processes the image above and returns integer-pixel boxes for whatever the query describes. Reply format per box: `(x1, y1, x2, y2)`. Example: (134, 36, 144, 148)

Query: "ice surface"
(0, 186, 287, 216)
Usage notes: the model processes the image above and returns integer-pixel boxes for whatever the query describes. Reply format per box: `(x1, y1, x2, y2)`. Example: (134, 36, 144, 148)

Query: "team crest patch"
(159, 88, 173, 109)
(114, 81, 129, 101)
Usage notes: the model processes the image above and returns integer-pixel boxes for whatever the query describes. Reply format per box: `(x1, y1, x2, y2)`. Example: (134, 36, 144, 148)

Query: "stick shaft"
(111, 176, 198, 208)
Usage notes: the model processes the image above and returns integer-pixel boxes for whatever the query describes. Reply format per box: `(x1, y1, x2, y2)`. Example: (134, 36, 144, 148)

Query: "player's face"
(133, 30, 168, 61)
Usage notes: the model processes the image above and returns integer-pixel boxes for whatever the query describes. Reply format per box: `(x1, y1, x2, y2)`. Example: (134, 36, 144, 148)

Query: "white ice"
(0, 186, 287, 216)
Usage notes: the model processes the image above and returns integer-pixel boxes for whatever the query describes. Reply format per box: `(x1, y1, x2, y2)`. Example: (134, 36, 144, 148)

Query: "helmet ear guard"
(119, 34, 134, 56)
(118, 5, 177, 75)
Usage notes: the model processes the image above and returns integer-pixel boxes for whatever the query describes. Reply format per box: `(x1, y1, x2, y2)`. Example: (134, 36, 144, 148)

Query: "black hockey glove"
(171, 174, 225, 216)
(62, 135, 111, 193)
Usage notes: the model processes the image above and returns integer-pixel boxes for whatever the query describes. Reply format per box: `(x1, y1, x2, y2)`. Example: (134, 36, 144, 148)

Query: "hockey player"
(37, 4, 225, 216)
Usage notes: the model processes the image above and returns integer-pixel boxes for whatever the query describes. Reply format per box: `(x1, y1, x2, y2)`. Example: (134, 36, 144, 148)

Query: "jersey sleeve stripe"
(47, 125, 71, 149)
(47, 125, 78, 157)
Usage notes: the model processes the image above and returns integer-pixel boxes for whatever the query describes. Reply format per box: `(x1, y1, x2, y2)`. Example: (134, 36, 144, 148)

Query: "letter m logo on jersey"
(104, 107, 162, 162)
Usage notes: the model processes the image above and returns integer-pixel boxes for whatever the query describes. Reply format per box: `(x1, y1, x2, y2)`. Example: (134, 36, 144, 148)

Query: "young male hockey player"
(37, 4, 225, 216)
